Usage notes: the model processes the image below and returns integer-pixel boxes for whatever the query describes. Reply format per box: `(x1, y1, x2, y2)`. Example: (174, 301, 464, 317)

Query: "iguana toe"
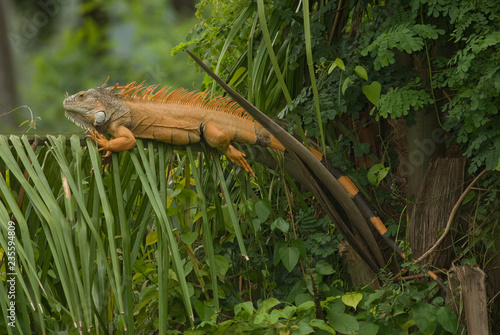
(224, 145, 255, 177)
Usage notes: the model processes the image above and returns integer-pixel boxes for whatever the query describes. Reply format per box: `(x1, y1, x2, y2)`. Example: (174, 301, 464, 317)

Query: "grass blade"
(256, 0, 292, 105)
(186, 147, 219, 313)
(213, 158, 248, 260)
(302, 0, 326, 152)
(130, 140, 194, 327)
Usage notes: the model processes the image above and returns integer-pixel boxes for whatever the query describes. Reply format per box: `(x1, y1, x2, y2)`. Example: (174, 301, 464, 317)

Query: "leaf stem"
(420, 5, 443, 128)
(302, 0, 326, 153)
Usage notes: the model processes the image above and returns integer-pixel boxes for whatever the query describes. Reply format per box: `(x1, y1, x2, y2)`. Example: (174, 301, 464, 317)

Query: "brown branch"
(327, 0, 343, 45)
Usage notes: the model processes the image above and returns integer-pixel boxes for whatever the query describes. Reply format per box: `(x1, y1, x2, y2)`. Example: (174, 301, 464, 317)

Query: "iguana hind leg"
(203, 121, 255, 177)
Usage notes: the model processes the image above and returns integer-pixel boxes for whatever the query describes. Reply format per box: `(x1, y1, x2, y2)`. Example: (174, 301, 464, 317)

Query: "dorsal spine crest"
(112, 82, 254, 121)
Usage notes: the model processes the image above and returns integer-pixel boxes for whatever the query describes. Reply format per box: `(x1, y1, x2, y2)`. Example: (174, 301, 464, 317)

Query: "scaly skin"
(63, 81, 286, 176)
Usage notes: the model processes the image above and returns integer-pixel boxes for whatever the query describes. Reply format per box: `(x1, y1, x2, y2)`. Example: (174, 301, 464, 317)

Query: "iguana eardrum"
(63, 81, 287, 176)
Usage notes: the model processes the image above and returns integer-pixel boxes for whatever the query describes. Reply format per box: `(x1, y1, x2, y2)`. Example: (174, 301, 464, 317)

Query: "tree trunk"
(406, 108, 444, 200)
(448, 265, 489, 335)
(339, 241, 380, 289)
(409, 157, 465, 268)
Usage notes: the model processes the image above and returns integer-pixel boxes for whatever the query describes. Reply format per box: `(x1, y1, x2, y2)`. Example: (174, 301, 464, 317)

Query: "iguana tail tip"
(270, 137, 286, 152)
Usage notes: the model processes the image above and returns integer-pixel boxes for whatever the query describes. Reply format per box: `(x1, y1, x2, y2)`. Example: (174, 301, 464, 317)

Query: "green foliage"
(452, 173, 500, 281)
(362, 81, 382, 105)
(6, 0, 500, 332)
(367, 164, 390, 187)
(0, 136, 347, 333)
(12, 0, 203, 132)
(184, 280, 460, 334)
(426, 0, 499, 172)
(375, 85, 434, 119)
(361, 23, 444, 70)
(176, 1, 499, 330)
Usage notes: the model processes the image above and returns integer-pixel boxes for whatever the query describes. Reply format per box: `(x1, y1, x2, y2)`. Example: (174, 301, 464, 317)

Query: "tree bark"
(449, 265, 489, 335)
(409, 157, 465, 268)
(406, 108, 444, 200)
(339, 241, 380, 289)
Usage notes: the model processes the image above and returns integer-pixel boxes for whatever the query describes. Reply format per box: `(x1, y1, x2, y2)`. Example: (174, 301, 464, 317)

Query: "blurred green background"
(0, 0, 204, 133)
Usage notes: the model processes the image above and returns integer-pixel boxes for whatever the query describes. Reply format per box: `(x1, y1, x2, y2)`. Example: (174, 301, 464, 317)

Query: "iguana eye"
(78, 92, 85, 99)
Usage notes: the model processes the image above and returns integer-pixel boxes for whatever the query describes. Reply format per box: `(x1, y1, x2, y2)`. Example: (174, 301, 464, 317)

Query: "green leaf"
(341, 292, 363, 310)
(268, 309, 283, 325)
(271, 217, 289, 233)
(327, 311, 359, 334)
(254, 199, 271, 222)
(278, 245, 300, 272)
(401, 318, 416, 331)
(256, 0, 292, 104)
(354, 65, 368, 80)
(459, 88, 474, 98)
(213, 255, 230, 277)
(253, 312, 270, 325)
(297, 300, 315, 312)
(358, 321, 379, 335)
(181, 231, 198, 246)
(251, 218, 262, 232)
(375, 86, 433, 119)
(145, 231, 158, 246)
(316, 260, 335, 275)
(461, 190, 476, 205)
(228, 67, 246, 86)
(234, 301, 255, 316)
(294, 320, 315, 334)
(285, 281, 306, 304)
(353, 142, 370, 157)
(482, 31, 500, 48)
(436, 307, 458, 334)
(328, 58, 345, 73)
(328, 298, 346, 314)
(412, 302, 437, 335)
(278, 305, 297, 320)
(413, 24, 444, 39)
(310, 319, 336, 334)
(335, 58, 345, 70)
(362, 81, 381, 105)
(367, 163, 389, 186)
(342, 77, 353, 95)
(193, 300, 216, 322)
(295, 293, 314, 307)
(257, 298, 280, 313)
(292, 238, 307, 259)
(177, 188, 199, 205)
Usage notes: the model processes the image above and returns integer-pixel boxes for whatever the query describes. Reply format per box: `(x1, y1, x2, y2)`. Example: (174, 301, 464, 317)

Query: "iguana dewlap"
(63, 81, 285, 176)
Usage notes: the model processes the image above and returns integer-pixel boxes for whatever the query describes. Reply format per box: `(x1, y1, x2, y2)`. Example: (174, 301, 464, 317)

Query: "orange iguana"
(63, 80, 287, 176)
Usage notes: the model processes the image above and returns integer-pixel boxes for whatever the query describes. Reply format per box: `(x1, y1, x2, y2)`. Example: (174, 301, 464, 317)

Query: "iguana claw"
(224, 145, 255, 177)
(87, 130, 112, 168)
(87, 129, 109, 151)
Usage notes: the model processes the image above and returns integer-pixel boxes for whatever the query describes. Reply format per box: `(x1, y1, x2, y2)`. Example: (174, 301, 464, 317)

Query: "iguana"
(63, 80, 289, 176)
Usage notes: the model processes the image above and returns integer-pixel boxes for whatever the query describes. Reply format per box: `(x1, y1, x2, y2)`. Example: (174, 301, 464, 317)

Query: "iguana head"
(63, 83, 130, 131)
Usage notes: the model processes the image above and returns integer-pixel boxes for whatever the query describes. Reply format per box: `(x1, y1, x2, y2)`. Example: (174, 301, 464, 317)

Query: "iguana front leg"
(87, 126, 137, 166)
(88, 126, 137, 153)
(203, 121, 255, 177)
